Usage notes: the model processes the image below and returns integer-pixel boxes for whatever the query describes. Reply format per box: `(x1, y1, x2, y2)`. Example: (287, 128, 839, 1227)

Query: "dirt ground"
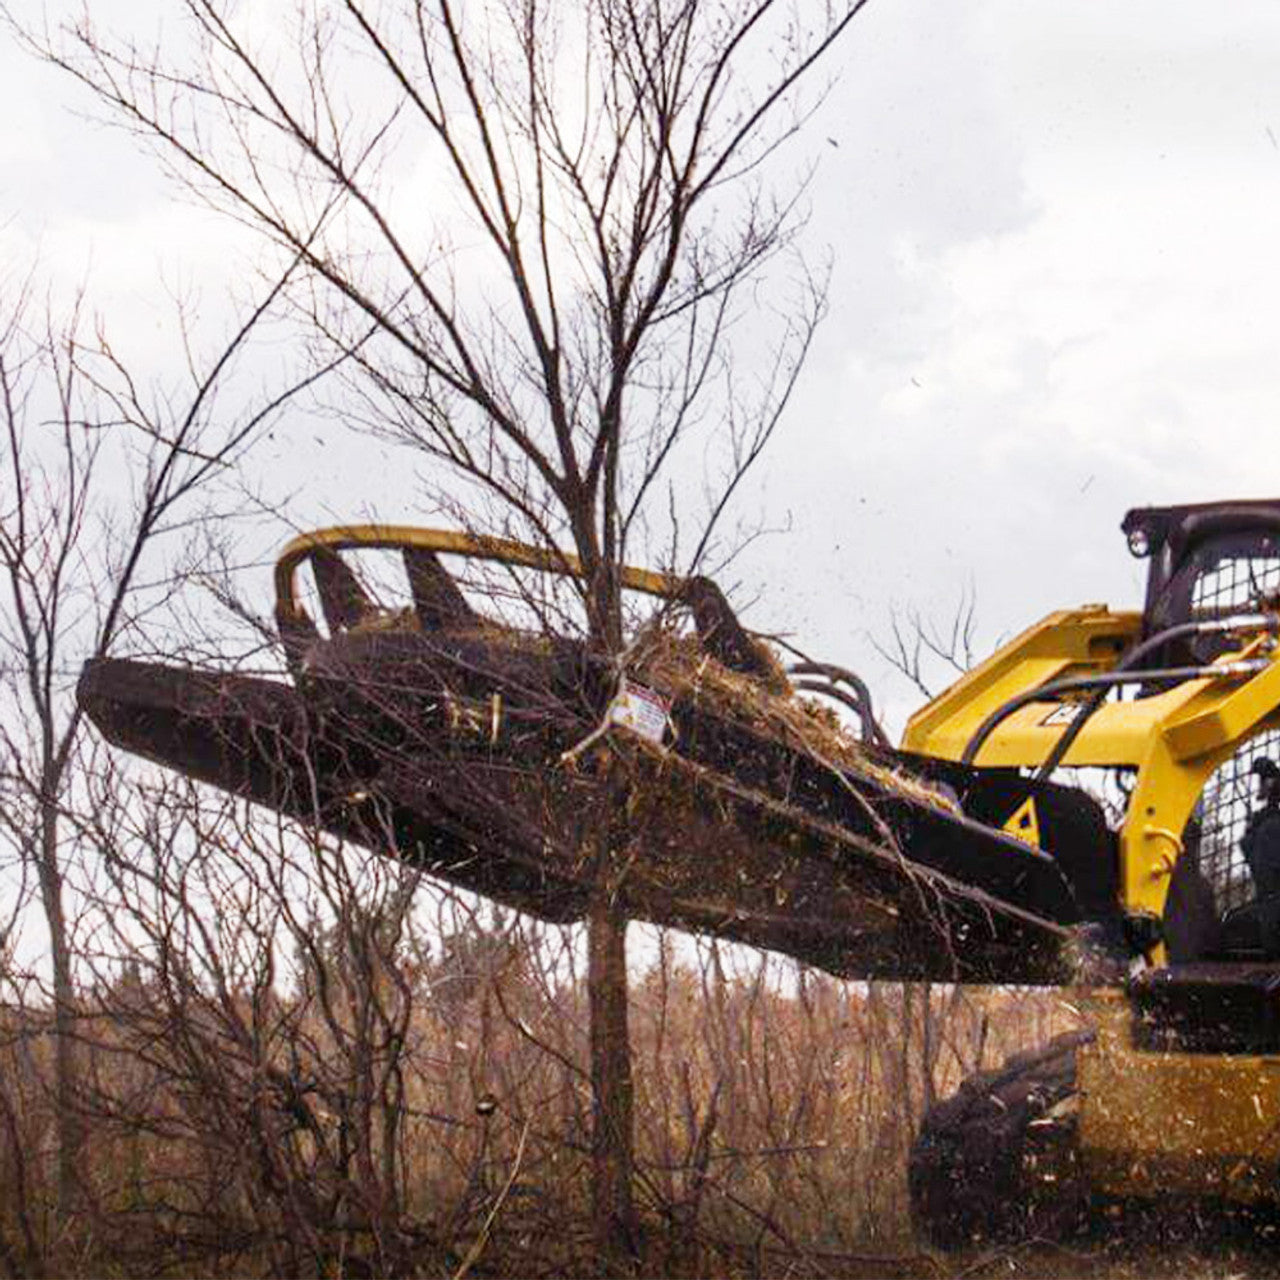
(900, 1209, 1280, 1280)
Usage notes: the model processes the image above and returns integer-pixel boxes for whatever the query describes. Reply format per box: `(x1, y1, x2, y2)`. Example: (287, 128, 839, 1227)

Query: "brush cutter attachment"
(78, 525, 1095, 984)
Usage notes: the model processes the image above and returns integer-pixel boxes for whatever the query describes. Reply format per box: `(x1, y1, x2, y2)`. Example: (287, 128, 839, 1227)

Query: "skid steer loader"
(74, 498, 1280, 1246)
(904, 499, 1280, 1246)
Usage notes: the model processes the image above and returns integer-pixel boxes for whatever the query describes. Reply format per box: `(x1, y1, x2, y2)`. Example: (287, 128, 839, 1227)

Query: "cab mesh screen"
(1196, 729, 1280, 914)
(1190, 552, 1280, 618)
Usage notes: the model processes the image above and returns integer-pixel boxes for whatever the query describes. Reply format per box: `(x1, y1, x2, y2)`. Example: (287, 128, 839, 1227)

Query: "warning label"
(610, 678, 671, 744)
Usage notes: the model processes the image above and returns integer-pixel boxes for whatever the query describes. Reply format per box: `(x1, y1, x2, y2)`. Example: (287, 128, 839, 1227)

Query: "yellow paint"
(899, 605, 1280, 916)
(1001, 796, 1041, 848)
(275, 523, 685, 622)
(901, 608, 1142, 762)
(1079, 991, 1280, 1203)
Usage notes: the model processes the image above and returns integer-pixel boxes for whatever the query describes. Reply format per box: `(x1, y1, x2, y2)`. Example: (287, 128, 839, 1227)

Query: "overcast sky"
(5, 1, 1280, 731)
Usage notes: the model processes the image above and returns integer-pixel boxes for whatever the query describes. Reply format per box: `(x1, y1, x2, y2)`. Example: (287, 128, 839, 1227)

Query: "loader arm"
(903, 603, 1280, 928)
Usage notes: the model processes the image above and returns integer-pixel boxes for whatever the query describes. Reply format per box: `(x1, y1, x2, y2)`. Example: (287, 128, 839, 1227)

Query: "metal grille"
(1190, 553, 1280, 618)
(1195, 729, 1280, 914)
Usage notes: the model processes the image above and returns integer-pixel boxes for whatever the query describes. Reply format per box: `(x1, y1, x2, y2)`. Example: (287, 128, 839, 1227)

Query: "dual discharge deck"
(77, 527, 1088, 985)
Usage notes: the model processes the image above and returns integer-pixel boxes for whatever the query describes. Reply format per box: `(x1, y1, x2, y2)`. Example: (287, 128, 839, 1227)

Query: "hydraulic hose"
(960, 655, 1271, 767)
(788, 661, 894, 749)
(1029, 613, 1280, 783)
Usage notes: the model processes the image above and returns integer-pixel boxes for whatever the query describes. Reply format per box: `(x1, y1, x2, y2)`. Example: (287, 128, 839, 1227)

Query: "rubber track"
(908, 1028, 1094, 1250)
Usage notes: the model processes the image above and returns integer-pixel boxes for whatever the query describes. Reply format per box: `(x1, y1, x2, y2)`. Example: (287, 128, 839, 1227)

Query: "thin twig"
(451, 1118, 532, 1280)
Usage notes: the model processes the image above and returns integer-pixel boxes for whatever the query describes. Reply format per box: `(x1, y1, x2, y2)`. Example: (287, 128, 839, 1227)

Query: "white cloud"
(732, 1, 1280, 721)
(8, 0, 1280, 727)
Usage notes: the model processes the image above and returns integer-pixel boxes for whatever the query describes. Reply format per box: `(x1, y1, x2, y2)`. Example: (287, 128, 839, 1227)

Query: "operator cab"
(1125, 501, 1280, 960)
(1124, 499, 1280, 666)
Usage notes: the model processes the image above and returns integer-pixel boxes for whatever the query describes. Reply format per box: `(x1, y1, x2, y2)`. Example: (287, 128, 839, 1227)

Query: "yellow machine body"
(902, 605, 1280, 925)
(902, 591, 1280, 1203)
(1078, 990, 1280, 1202)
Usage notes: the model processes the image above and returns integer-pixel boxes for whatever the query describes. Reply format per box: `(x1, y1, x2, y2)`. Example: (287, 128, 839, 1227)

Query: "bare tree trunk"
(578, 517, 638, 1272)
(587, 892, 637, 1273)
(37, 798, 80, 1218)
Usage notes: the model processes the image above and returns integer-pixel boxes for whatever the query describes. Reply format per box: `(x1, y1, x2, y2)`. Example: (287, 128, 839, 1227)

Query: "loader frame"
(907, 500, 1280, 1231)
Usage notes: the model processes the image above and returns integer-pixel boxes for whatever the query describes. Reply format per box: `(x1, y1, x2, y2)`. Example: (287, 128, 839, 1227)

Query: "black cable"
(961, 656, 1270, 767)
(1030, 613, 1279, 783)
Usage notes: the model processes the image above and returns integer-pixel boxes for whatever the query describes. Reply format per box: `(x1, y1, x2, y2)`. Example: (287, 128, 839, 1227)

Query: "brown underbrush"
(0, 917, 1076, 1279)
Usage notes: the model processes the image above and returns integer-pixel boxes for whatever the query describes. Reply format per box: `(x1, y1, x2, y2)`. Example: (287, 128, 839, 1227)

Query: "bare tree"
(20, 0, 872, 1263)
(0, 269, 317, 1221)
(872, 583, 981, 701)
(69, 771, 424, 1275)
